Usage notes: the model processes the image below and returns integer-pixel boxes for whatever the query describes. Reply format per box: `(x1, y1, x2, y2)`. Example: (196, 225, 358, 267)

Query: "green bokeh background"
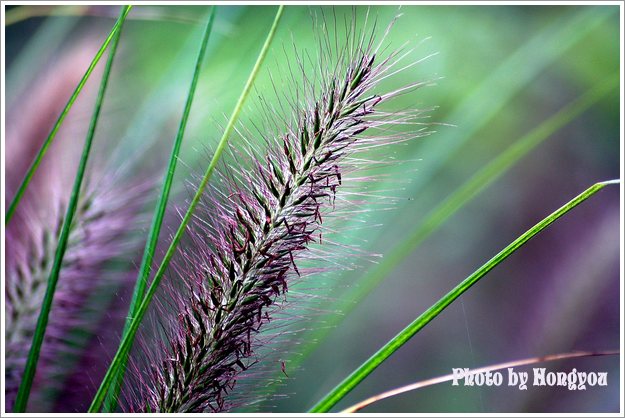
(4, 4, 621, 413)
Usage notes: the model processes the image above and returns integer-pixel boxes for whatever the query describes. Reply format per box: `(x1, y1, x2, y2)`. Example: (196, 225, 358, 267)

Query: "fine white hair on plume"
(125, 8, 435, 413)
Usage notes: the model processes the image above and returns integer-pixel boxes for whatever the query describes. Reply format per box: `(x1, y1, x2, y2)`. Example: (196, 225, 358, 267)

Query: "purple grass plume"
(129, 12, 432, 413)
(3, 34, 153, 411)
(4, 177, 147, 411)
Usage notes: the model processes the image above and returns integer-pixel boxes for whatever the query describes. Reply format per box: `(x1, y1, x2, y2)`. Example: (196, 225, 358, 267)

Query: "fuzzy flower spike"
(133, 12, 431, 413)
(5, 177, 146, 411)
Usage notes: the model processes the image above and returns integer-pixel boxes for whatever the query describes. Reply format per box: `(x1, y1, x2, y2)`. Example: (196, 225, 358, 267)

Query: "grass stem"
(5, 6, 132, 224)
(12, 5, 130, 412)
(87, 6, 285, 412)
(309, 179, 619, 412)
(101, 7, 217, 412)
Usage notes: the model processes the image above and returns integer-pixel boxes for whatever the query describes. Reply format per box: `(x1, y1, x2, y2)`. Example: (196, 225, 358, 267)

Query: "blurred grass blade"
(401, 6, 616, 198)
(6, 8, 82, 102)
(337, 6, 617, 284)
(5, 5, 133, 224)
(334, 77, 618, 315)
(321, 7, 616, 254)
(101, 7, 217, 412)
(103, 7, 243, 174)
(296, 7, 620, 307)
(88, 5, 285, 412)
(4, 4, 88, 26)
(341, 350, 619, 413)
(274, 76, 617, 380)
(11, 6, 130, 412)
(309, 179, 619, 412)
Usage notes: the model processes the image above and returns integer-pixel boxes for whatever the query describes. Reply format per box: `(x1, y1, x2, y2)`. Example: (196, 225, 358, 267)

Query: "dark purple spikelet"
(131, 13, 431, 413)
(4, 177, 146, 411)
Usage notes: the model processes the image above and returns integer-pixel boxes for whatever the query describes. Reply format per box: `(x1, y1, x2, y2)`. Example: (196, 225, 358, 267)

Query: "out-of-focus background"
(4, 4, 621, 413)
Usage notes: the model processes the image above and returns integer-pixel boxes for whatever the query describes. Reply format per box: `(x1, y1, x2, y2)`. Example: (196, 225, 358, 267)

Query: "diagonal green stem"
(5, 6, 132, 225)
(309, 179, 619, 412)
(11, 6, 130, 412)
(87, 5, 285, 412)
(101, 7, 217, 412)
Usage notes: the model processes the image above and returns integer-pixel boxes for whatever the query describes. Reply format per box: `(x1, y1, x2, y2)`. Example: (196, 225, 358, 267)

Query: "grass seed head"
(131, 9, 433, 413)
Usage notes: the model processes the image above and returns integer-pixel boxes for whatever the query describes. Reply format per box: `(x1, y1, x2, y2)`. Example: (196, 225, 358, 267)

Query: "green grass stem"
(11, 6, 130, 412)
(310, 179, 619, 412)
(87, 6, 285, 412)
(101, 7, 217, 412)
(5, 6, 132, 224)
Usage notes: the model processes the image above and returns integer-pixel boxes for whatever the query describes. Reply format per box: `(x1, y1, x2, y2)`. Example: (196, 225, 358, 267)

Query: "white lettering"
(598, 372, 608, 386)
(451, 368, 468, 386)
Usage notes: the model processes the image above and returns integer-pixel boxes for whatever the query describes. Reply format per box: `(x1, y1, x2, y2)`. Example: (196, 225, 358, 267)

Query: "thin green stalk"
(310, 179, 619, 412)
(88, 6, 285, 412)
(5, 6, 132, 225)
(12, 6, 130, 412)
(101, 8, 217, 412)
